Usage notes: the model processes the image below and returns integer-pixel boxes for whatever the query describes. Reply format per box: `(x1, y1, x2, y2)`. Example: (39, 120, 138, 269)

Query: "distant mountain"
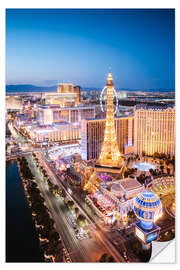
(6, 84, 57, 92)
(6, 84, 175, 93)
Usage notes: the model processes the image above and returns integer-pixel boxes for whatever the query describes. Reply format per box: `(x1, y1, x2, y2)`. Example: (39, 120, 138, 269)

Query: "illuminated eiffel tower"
(96, 72, 123, 169)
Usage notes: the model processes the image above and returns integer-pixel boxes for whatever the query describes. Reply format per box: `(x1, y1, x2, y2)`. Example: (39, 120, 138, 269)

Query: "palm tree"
(77, 214, 88, 229)
(75, 207, 79, 218)
(160, 165, 164, 172)
(67, 201, 75, 212)
(167, 167, 170, 175)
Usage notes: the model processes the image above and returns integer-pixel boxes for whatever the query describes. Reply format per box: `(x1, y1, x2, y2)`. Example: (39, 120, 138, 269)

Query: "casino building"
(99, 178, 144, 218)
(26, 122, 80, 144)
(44, 83, 81, 106)
(6, 96, 23, 111)
(134, 105, 175, 156)
(81, 116, 134, 160)
(84, 172, 144, 220)
(37, 104, 95, 125)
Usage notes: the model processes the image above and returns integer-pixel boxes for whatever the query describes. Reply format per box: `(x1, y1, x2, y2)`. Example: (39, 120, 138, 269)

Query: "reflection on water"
(6, 160, 44, 262)
(134, 162, 156, 172)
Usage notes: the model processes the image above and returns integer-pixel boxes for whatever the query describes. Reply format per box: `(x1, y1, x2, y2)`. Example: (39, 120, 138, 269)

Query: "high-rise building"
(81, 116, 134, 160)
(134, 106, 175, 156)
(96, 72, 123, 169)
(74, 86, 81, 103)
(57, 83, 74, 93)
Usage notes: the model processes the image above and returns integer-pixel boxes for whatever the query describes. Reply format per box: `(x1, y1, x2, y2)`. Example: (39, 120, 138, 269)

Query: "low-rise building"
(26, 122, 80, 144)
(36, 104, 95, 125)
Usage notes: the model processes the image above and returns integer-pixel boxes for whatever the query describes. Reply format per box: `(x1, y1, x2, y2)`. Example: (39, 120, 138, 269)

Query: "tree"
(77, 214, 88, 228)
(75, 207, 79, 218)
(61, 189, 66, 200)
(108, 256, 115, 262)
(127, 210, 134, 218)
(67, 201, 75, 211)
(153, 152, 159, 159)
(160, 165, 164, 171)
(142, 151, 145, 157)
(99, 253, 108, 262)
(167, 167, 170, 175)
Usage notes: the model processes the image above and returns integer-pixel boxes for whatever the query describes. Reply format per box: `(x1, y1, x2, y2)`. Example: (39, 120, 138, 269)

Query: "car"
(123, 251, 128, 261)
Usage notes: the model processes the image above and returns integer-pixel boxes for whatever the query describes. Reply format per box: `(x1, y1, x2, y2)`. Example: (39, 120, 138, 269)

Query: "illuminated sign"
(146, 232, 158, 243)
(135, 227, 145, 243)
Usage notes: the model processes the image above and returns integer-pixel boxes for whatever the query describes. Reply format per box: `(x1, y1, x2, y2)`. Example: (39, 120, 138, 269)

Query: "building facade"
(44, 92, 77, 107)
(43, 84, 81, 106)
(37, 104, 95, 125)
(57, 83, 74, 93)
(27, 122, 80, 144)
(74, 86, 81, 103)
(99, 178, 144, 218)
(134, 106, 175, 156)
(81, 115, 134, 160)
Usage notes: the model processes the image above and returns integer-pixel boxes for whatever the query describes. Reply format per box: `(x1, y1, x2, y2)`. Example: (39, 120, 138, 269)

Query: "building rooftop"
(135, 104, 175, 111)
(37, 104, 95, 110)
(120, 178, 143, 191)
(84, 114, 134, 122)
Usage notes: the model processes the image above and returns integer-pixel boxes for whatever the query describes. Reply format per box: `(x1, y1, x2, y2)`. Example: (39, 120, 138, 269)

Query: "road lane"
(34, 152, 126, 262)
(26, 155, 107, 262)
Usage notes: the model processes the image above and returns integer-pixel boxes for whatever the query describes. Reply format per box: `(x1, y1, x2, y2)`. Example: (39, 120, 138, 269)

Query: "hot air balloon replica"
(133, 190, 162, 248)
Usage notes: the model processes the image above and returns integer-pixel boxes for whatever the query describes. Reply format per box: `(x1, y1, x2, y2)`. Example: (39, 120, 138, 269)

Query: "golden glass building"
(134, 106, 175, 156)
(81, 116, 134, 160)
(57, 83, 74, 93)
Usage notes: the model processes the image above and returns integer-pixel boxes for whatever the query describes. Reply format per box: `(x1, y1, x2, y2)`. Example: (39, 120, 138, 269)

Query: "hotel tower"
(134, 106, 175, 156)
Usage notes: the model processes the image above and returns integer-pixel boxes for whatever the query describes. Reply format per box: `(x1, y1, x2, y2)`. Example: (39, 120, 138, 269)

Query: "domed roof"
(133, 190, 162, 222)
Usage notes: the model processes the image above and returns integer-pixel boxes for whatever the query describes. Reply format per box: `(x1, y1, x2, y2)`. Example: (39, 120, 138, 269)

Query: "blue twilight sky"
(6, 9, 175, 89)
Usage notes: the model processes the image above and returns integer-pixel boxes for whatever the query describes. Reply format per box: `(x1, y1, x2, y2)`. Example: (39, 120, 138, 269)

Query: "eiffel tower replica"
(96, 72, 123, 172)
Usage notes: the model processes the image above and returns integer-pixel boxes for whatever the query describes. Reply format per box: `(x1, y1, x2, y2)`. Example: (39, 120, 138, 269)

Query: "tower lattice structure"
(97, 72, 123, 168)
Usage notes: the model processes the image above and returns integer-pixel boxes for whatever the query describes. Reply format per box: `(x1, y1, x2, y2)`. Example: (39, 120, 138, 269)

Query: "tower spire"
(96, 72, 123, 168)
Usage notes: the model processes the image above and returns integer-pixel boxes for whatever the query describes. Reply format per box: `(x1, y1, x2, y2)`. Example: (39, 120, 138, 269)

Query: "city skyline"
(6, 9, 175, 90)
(6, 70, 175, 262)
(6, 8, 175, 263)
